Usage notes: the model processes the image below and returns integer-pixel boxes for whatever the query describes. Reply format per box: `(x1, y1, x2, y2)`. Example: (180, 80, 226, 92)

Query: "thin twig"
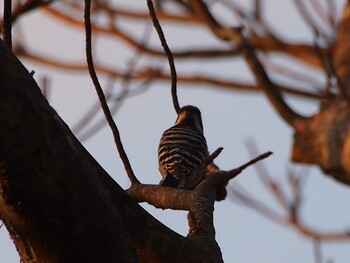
(4, 0, 13, 49)
(231, 184, 287, 225)
(14, 47, 326, 99)
(206, 147, 223, 165)
(294, 0, 330, 39)
(325, 0, 337, 30)
(74, 25, 152, 140)
(310, 0, 335, 31)
(235, 151, 273, 173)
(84, 0, 139, 185)
(147, 0, 180, 113)
(313, 33, 350, 105)
(224, 151, 273, 181)
(231, 182, 350, 241)
(76, 78, 154, 142)
(253, 0, 261, 21)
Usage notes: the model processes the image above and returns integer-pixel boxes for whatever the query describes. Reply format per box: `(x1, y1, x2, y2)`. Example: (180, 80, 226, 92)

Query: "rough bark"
(292, 100, 350, 185)
(291, 2, 350, 186)
(0, 39, 222, 262)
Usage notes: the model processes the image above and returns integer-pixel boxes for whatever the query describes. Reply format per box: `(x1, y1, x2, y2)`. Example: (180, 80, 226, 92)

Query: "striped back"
(158, 125, 208, 182)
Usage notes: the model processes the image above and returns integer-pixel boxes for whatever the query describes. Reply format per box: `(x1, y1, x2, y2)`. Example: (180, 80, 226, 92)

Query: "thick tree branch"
(128, 151, 272, 208)
(0, 38, 224, 263)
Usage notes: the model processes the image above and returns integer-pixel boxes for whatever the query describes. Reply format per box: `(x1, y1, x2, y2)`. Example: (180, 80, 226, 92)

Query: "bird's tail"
(159, 174, 180, 188)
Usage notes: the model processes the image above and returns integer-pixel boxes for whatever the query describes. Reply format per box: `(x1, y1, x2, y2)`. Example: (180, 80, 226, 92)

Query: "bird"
(158, 105, 208, 189)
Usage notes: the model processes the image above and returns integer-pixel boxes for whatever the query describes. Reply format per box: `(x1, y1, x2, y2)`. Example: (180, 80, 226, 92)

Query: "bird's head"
(175, 105, 203, 132)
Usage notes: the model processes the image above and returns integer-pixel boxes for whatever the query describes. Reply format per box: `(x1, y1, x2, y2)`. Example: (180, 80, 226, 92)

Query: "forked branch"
(127, 151, 272, 237)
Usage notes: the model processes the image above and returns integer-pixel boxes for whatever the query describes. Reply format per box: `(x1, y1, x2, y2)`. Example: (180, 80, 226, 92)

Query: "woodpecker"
(158, 105, 208, 189)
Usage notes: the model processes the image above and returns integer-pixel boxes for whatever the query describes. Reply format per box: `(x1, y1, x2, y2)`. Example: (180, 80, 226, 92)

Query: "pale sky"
(1, 1, 350, 262)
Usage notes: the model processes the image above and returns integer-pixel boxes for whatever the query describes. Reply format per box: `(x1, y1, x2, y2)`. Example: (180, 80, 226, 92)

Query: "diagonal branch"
(241, 37, 308, 126)
(84, 0, 139, 185)
(294, 0, 332, 39)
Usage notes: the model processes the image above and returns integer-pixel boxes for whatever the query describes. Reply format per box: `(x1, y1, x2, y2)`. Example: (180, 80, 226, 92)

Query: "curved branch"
(84, 0, 139, 185)
(147, 0, 180, 112)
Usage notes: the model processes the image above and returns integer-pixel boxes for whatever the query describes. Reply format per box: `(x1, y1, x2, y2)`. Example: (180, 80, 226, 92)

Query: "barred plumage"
(158, 105, 208, 189)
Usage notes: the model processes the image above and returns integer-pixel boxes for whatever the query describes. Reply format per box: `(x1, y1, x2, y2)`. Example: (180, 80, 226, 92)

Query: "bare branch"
(242, 36, 308, 125)
(232, 182, 350, 241)
(76, 78, 154, 142)
(310, 0, 336, 31)
(128, 151, 272, 207)
(16, 43, 326, 101)
(325, 0, 338, 29)
(209, 151, 273, 191)
(259, 54, 323, 87)
(313, 33, 350, 105)
(184, 0, 309, 125)
(84, 0, 139, 185)
(245, 139, 290, 210)
(147, 0, 180, 113)
(74, 25, 153, 140)
(294, 0, 331, 39)
(231, 184, 287, 225)
(42, 6, 240, 60)
(231, 144, 350, 242)
(12, 0, 53, 22)
(63, 0, 201, 24)
(206, 147, 224, 166)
